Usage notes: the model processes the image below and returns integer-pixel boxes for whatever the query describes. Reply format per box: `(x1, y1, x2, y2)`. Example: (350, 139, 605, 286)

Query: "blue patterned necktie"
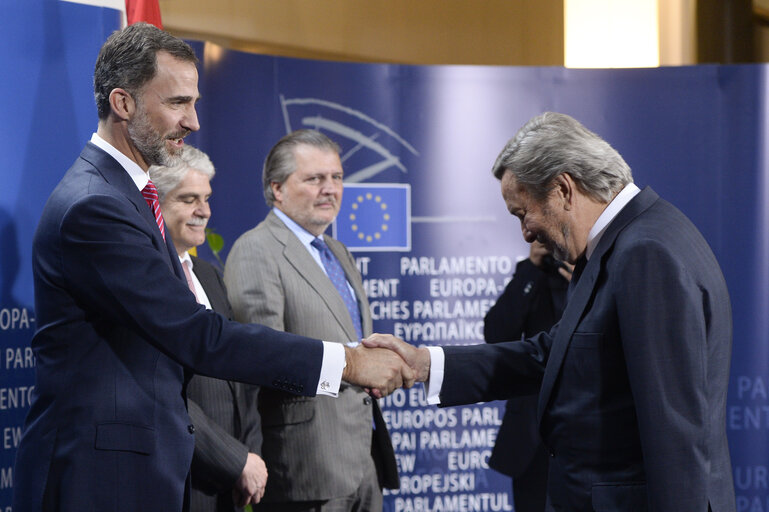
(311, 237, 363, 340)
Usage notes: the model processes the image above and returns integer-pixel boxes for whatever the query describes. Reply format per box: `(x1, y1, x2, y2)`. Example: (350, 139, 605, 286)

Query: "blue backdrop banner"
(187, 48, 768, 510)
(1, 2, 768, 510)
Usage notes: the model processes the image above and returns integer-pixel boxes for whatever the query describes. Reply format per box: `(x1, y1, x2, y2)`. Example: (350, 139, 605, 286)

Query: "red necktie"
(141, 180, 165, 241)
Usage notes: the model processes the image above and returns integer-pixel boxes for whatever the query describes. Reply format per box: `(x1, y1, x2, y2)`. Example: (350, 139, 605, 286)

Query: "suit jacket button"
(363, 397, 372, 406)
(188, 424, 195, 434)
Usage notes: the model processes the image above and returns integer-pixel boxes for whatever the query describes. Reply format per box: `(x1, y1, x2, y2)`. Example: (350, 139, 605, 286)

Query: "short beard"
(128, 104, 181, 167)
(541, 202, 571, 263)
(551, 222, 571, 263)
(305, 218, 333, 237)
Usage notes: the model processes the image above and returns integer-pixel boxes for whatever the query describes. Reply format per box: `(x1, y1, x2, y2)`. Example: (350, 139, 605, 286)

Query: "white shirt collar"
(179, 250, 193, 267)
(585, 182, 641, 260)
(90, 133, 148, 192)
(177, 250, 213, 310)
(272, 207, 339, 279)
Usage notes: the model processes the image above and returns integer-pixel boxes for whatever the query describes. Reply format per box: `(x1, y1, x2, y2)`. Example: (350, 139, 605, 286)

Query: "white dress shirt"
(178, 251, 213, 310)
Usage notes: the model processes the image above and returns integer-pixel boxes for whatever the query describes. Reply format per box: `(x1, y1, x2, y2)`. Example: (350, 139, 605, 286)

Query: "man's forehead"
(155, 50, 196, 69)
(293, 146, 343, 173)
(501, 172, 535, 209)
(174, 170, 211, 191)
(150, 53, 199, 90)
(294, 144, 339, 158)
(500, 171, 523, 195)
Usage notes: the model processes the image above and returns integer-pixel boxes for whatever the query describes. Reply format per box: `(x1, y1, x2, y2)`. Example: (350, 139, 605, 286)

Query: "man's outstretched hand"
(343, 344, 415, 398)
(362, 334, 431, 383)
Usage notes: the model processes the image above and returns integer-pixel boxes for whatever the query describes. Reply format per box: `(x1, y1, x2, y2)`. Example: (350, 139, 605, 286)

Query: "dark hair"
(93, 22, 198, 120)
(262, 130, 341, 207)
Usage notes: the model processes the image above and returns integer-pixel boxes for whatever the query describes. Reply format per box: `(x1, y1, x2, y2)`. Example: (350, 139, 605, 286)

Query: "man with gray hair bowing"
(366, 112, 736, 512)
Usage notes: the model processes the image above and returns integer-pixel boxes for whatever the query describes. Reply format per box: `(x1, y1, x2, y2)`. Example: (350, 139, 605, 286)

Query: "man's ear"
(108, 88, 135, 121)
(271, 181, 283, 203)
(552, 173, 575, 211)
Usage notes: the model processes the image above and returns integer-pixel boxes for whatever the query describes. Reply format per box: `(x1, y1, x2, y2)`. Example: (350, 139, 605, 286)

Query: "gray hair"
(262, 129, 341, 207)
(492, 112, 632, 203)
(94, 22, 198, 120)
(150, 145, 215, 201)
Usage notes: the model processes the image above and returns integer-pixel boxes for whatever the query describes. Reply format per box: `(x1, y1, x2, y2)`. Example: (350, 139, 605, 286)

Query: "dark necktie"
(567, 255, 587, 300)
(141, 180, 165, 241)
(311, 237, 363, 340)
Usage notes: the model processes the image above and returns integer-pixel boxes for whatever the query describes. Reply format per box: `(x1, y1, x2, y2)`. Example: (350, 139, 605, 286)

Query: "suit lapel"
(80, 143, 179, 274)
(537, 187, 659, 422)
(267, 212, 358, 340)
(167, 237, 184, 279)
(191, 256, 227, 313)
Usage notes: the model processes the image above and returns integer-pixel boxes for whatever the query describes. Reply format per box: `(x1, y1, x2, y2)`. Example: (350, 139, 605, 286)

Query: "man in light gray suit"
(225, 130, 398, 512)
(152, 146, 267, 512)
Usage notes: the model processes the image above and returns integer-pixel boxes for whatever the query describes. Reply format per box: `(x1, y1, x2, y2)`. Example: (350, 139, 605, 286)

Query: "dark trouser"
(512, 444, 552, 512)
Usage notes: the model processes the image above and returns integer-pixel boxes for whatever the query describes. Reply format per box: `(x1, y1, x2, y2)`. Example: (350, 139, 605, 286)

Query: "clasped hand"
(343, 334, 431, 398)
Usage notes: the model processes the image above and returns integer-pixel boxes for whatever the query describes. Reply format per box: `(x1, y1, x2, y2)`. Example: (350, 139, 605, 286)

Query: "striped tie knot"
(142, 180, 165, 241)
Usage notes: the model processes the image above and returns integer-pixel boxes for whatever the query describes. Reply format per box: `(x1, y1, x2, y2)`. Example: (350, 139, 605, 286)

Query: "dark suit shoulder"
(608, 195, 717, 276)
(191, 255, 221, 279)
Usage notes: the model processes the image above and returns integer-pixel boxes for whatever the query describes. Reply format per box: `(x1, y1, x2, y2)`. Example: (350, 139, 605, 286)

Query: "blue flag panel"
(333, 184, 411, 251)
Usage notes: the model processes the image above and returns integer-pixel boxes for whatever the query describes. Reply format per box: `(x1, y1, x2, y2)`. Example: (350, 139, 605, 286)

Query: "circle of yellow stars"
(349, 193, 390, 243)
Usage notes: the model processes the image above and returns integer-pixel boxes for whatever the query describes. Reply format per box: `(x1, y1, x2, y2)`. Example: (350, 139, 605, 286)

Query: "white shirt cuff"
(424, 346, 445, 404)
(317, 341, 345, 397)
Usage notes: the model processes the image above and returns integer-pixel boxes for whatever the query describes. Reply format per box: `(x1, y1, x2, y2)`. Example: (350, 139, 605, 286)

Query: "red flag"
(125, 0, 163, 28)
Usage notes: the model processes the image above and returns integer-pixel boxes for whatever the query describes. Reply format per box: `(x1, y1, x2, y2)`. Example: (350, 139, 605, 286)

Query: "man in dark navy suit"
(14, 22, 411, 512)
(367, 112, 736, 511)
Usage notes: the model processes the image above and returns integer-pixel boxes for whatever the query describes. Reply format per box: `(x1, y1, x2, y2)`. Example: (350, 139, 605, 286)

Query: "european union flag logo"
(333, 184, 410, 251)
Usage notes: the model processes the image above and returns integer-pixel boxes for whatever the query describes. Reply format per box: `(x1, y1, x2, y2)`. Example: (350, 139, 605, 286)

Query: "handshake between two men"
(342, 334, 430, 398)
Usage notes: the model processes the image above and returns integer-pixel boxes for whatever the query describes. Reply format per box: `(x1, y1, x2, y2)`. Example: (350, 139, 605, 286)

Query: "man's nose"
(196, 201, 210, 218)
(521, 226, 536, 243)
(320, 179, 340, 195)
(183, 105, 200, 133)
